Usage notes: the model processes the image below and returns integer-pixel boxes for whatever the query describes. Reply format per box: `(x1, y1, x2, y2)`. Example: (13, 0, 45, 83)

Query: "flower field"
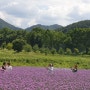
(0, 67, 90, 90)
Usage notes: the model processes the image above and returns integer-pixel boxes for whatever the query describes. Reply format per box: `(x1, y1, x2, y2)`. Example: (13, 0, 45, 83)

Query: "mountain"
(25, 24, 63, 31)
(0, 18, 22, 30)
(61, 20, 90, 32)
(1, 18, 90, 32)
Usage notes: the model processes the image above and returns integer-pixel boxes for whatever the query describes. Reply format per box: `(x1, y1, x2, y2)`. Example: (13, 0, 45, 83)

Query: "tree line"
(0, 27, 90, 55)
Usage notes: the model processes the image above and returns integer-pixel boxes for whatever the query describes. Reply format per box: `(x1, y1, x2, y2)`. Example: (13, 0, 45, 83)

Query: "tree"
(12, 39, 26, 52)
(67, 28, 90, 53)
(26, 27, 44, 48)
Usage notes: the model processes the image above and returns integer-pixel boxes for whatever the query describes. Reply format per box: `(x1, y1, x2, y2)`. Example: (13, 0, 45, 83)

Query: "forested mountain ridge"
(0, 22, 90, 54)
(60, 20, 90, 32)
(0, 18, 22, 30)
(25, 24, 63, 31)
(23, 20, 90, 32)
(0, 18, 90, 54)
(0, 18, 63, 31)
(0, 18, 90, 32)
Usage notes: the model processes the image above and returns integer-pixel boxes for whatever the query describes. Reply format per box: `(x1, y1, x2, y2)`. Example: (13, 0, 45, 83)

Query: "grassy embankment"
(0, 49, 90, 69)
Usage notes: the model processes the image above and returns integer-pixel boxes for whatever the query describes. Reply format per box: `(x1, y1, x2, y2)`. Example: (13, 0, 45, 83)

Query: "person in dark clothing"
(1, 62, 6, 71)
(71, 64, 78, 72)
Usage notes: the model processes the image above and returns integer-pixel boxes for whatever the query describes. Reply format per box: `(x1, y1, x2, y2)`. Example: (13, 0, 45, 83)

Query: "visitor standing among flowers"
(0, 62, 7, 71)
(71, 64, 78, 72)
(6, 62, 12, 70)
(47, 63, 54, 73)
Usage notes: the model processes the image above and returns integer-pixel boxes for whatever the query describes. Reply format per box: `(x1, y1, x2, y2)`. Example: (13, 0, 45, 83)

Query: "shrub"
(33, 44, 39, 52)
(44, 47, 50, 55)
(66, 48, 72, 55)
(58, 47, 64, 54)
(51, 48, 56, 55)
(6, 43, 13, 50)
(73, 48, 79, 55)
(1, 42, 6, 49)
(40, 47, 46, 53)
(23, 44, 32, 52)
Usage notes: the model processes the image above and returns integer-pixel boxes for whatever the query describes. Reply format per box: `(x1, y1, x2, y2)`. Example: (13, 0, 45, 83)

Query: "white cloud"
(0, 11, 5, 19)
(0, 0, 90, 28)
(12, 18, 22, 27)
(81, 0, 90, 3)
(0, 1, 18, 9)
(27, 19, 37, 27)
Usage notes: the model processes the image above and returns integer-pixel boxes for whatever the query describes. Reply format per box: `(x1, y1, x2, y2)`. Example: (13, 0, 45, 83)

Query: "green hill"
(60, 20, 90, 32)
(0, 18, 22, 30)
(25, 24, 63, 31)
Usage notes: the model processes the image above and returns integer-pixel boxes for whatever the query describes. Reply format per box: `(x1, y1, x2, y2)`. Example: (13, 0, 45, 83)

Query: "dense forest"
(0, 27, 90, 55)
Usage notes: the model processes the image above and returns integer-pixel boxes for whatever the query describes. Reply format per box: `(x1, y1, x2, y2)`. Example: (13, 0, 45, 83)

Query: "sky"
(0, 0, 90, 29)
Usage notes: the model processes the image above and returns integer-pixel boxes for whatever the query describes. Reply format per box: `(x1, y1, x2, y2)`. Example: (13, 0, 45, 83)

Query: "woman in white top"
(48, 63, 54, 72)
(6, 62, 12, 70)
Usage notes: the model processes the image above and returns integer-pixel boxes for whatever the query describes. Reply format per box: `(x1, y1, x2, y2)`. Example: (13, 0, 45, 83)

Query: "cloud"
(81, 0, 90, 3)
(0, 1, 18, 9)
(68, 2, 90, 23)
(0, 0, 90, 28)
(0, 11, 5, 19)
